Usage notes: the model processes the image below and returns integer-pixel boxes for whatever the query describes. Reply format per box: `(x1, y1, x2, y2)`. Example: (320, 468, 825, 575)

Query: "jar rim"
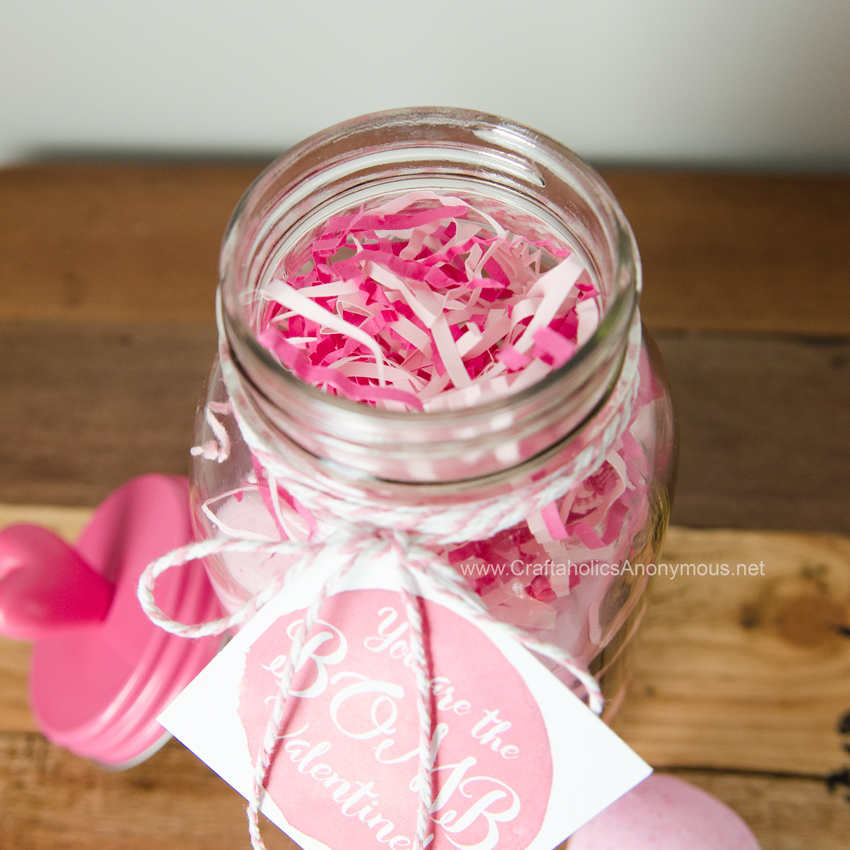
(220, 107, 640, 428)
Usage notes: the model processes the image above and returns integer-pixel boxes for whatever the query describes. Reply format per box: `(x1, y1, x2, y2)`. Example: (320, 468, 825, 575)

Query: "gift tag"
(160, 553, 651, 850)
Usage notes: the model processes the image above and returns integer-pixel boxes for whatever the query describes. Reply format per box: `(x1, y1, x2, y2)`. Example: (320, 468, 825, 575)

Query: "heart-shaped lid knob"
(0, 474, 223, 768)
(0, 524, 113, 640)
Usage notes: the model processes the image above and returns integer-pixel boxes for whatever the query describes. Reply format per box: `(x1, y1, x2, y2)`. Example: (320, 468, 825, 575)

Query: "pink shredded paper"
(257, 191, 598, 412)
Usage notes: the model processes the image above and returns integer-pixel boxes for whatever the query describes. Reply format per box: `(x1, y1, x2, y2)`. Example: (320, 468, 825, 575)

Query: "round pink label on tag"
(238, 589, 552, 850)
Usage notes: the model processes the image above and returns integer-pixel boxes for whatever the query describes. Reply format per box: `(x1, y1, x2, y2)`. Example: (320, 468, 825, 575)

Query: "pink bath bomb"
(568, 773, 761, 849)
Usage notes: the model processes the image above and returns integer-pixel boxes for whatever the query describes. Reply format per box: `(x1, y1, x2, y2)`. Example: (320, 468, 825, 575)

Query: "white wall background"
(1, 0, 849, 170)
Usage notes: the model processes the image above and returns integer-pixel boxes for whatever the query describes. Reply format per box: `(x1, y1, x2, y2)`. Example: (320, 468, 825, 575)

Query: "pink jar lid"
(0, 475, 221, 768)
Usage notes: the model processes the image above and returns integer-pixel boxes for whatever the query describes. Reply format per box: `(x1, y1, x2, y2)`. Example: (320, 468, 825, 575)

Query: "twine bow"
(139, 519, 604, 850)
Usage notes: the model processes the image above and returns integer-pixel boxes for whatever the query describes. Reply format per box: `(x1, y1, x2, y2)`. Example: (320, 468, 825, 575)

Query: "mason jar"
(190, 107, 675, 720)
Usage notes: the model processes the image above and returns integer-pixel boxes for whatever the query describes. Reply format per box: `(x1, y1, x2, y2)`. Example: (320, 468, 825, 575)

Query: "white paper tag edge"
(159, 554, 651, 849)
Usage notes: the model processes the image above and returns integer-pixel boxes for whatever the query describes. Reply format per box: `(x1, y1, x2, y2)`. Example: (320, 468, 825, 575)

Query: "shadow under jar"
(191, 107, 676, 721)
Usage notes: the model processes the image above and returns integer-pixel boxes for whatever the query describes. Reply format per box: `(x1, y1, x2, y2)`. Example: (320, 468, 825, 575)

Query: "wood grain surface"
(0, 320, 216, 506)
(1, 163, 849, 849)
(0, 164, 256, 323)
(656, 333, 850, 534)
(0, 733, 297, 850)
(1, 514, 848, 849)
(2, 165, 848, 332)
(605, 170, 850, 336)
(2, 320, 847, 534)
(613, 527, 850, 777)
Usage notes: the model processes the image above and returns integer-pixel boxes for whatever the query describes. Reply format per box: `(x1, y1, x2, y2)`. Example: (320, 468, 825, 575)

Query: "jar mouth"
(219, 107, 640, 481)
(223, 289, 633, 425)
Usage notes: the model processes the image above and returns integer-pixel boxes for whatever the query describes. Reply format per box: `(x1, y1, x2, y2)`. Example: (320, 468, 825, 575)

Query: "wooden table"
(1, 164, 849, 849)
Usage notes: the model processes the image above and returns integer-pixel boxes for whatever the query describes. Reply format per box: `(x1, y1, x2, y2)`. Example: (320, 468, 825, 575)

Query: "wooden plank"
(1, 164, 849, 334)
(0, 503, 91, 540)
(0, 320, 217, 507)
(3, 737, 849, 850)
(0, 163, 263, 323)
(604, 170, 850, 336)
(656, 332, 850, 534)
(7, 734, 846, 850)
(2, 517, 849, 848)
(2, 321, 847, 534)
(0, 734, 297, 850)
(0, 637, 31, 733)
(3, 519, 849, 773)
(613, 527, 850, 776)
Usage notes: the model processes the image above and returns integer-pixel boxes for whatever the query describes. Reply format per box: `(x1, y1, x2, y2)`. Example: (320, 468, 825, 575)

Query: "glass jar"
(191, 107, 675, 720)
